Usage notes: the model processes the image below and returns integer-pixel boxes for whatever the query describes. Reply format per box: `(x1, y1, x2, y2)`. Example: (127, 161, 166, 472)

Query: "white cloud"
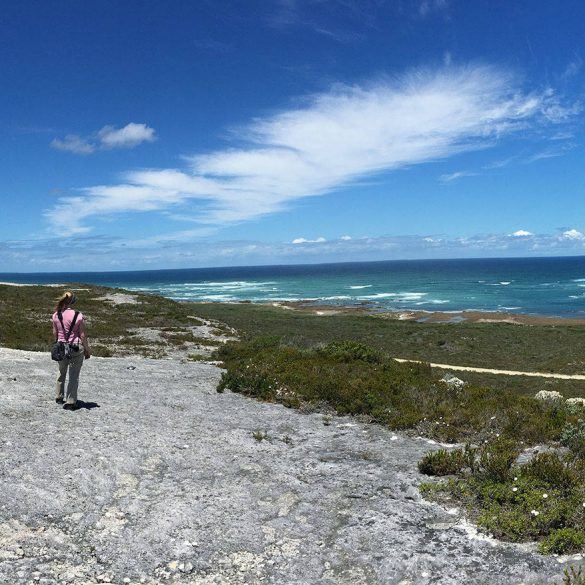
(511, 230, 533, 237)
(46, 64, 573, 234)
(340, 235, 352, 240)
(292, 236, 326, 244)
(50, 123, 156, 155)
(50, 134, 95, 155)
(561, 229, 584, 240)
(98, 123, 156, 149)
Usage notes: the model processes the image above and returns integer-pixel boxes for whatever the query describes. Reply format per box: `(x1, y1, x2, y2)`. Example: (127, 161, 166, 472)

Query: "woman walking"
(52, 291, 91, 410)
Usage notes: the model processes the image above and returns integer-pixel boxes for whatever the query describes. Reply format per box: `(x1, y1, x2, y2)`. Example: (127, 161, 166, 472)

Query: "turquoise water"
(3, 256, 585, 317)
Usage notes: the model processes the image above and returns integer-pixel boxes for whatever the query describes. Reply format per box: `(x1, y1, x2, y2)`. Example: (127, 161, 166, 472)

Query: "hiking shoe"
(63, 403, 79, 411)
(56, 398, 64, 404)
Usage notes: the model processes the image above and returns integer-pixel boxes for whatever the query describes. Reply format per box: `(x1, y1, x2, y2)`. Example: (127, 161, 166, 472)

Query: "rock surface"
(0, 348, 578, 584)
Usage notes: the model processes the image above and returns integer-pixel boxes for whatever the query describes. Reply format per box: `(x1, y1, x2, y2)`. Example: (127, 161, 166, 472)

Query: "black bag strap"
(57, 310, 80, 342)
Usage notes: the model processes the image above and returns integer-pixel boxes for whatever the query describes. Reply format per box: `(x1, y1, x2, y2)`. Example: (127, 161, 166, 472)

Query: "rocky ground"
(0, 348, 579, 584)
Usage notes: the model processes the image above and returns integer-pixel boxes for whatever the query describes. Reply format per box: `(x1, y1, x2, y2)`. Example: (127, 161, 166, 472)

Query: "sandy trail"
(0, 347, 577, 584)
(394, 358, 585, 380)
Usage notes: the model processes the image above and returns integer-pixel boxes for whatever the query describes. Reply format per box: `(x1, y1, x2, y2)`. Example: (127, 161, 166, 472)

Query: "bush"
(419, 449, 463, 476)
(561, 420, 585, 457)
(423, 446, 585, 552)
(318, 340, 382, 363)
(419, 445, 476, 476)
(215, 338, 575, 445)
(478, 439, 519, 482)
(215, 338, 436, 422)
(540, 528, 585, 554)
(523, 452, 579, 491)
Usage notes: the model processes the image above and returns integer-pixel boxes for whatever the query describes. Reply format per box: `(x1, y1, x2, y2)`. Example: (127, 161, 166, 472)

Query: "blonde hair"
(55, 291, 76, 313)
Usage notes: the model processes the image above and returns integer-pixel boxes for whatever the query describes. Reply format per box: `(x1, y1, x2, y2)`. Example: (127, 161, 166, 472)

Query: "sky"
(1, 0, 585, 272)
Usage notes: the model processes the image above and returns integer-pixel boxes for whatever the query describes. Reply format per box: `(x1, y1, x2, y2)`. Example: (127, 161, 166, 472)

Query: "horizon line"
(1, 253, 585, 277)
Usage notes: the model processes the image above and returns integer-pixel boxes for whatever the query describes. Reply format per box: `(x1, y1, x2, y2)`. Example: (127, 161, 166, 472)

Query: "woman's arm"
(79, 321, 91, 359)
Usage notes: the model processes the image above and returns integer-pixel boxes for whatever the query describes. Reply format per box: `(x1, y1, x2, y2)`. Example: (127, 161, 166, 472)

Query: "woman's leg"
(65, 351, 84, 405)
(56, 359, 68, 401)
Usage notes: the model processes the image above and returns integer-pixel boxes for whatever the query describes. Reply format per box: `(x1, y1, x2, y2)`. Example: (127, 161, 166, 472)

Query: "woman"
(52, 291, 91, 410)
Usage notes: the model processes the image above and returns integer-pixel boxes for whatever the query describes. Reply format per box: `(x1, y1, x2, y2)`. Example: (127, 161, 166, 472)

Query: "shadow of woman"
(76, 400, 100, 410)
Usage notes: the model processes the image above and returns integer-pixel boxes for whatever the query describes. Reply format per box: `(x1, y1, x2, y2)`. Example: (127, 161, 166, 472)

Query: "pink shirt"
(52, 309, 84, 345)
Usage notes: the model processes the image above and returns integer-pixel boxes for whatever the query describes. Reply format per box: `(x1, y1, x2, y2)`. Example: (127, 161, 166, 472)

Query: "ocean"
(3, 256, 585, 318)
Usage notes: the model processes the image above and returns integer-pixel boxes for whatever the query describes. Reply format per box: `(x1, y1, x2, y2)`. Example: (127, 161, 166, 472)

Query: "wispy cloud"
(562, 56, 583, 79)
(46, 64, 574, 235)
(50, 123, 156, 155)
(439, 170, 478, 183)
(192, 38, 232, 53)
(418, 0, 449, 17)
(523, 145, 572, 164)
(266, 0, 372, 42)
(483, 155, 519, 170)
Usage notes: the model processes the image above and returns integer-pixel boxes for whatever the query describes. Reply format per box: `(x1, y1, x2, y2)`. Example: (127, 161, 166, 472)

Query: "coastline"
(3, 279, 578, 325)
(198, 299, 585, 326)
(3, 279, 584, 325)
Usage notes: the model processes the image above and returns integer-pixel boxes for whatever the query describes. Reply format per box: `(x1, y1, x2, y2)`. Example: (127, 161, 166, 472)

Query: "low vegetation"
(194, 301, 585, 376)
(215, 337, 581, 445)
(420, 441, 585, 554)
(0, 283, 220, 358)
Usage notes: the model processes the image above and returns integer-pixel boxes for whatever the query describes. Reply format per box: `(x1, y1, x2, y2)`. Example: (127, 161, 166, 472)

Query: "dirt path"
(0, 348, 577, 584)
(394, 358, 585, 380)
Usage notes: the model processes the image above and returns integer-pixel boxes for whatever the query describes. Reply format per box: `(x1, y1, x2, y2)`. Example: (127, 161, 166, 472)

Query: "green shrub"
(561, 420, 585, 457)
(215, 338, 437, 423)
(540, 528, 585, 554)
(419, 449, 463, 476)
(423, 447, 585, 552)
(319, 341, 382, 363)
(419, 445, 477, 476)
(478, 439, 519, 482)
(523, 452, 579, 491)
(252, 430, 268, 442)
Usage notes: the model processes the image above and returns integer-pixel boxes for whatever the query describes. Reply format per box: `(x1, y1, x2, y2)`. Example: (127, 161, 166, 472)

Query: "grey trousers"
(56, 349, 84, 404)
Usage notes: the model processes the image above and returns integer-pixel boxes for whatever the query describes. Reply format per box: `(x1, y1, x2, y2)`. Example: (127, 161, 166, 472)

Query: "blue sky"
(1, 0, 585, 271)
